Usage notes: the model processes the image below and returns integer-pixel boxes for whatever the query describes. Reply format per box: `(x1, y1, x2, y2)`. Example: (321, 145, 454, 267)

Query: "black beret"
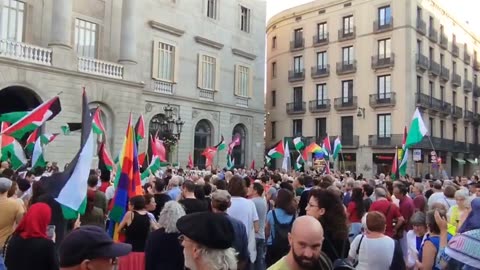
(176, 212, 234, 249)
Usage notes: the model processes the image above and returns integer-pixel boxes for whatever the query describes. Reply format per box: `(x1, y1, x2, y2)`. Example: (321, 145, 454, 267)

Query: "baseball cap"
(177, 212, 234, 249)
(59, 225, 132, 267)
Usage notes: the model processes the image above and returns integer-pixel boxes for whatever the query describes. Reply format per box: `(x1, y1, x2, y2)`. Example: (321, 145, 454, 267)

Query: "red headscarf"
(15, 202, 52, 239)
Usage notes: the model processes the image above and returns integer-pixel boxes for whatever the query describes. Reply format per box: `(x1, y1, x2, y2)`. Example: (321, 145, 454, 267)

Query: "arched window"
(147, 113, 167, 165)
(232, 124, 247, 168)
(194, 119, 213, 169)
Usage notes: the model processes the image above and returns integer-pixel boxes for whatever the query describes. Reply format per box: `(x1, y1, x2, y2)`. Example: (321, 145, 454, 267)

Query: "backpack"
(325, 237, 355, 270)
(271, 209, 295, 257)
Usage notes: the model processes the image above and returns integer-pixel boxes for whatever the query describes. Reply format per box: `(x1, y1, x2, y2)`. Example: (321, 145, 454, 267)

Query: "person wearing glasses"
(58, 225, 131, 270)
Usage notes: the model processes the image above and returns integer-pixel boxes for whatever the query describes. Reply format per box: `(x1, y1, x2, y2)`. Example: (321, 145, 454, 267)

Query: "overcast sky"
(266, 0, 480, 32)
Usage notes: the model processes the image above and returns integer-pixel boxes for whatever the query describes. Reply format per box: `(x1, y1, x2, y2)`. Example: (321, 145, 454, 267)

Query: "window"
(240, 6, 251, 32)
(197, 54, 217, 90)
(271, 121, 276, 139)
(453, 61, 457, 74)
(293, 119, 302, 137)
(1, 0, 25, 42)
(429, 47, 434, 62)
(234, 65, 251, 97)
(341, 116, 354, 144)
(342, 15, 354, 34)
(429, 81, 434, 97)
(272, 62, 277, 78)
(271, 91, 276, 107)
(440, 53, 444, 66)
(342, 46, 354, 64)
(377, 75, 391, 98)
(152, 41, 175, 81)
(453, 124, 457, 142)
(429, 117, 434, 136)
(440, 120, 444, 139)
(465, 96, 468, 110)
(429, 16, 434, 30)
(74, 18, 98, 58)
(417, 75, 422, 93)
(453, 34, 457, 45)
(342, 80, 353, 103)
(440, 24, 444, 34)
(316, 84, 327, 103)
(194, 119, 213, 168)
(317, 22, 327, 40)
(315, 118, 327, 139)
(453, 91, 457, 106)
(440, 86, 445, 102)
(378, 38, 391, 58)
(294, 28, 303, 42)
(206, 0, 218, 19)
(475, 100, 478, 113)
(232, 124, 247, 168)
(378, 6, 391, 26)
(378, 114, 391, 138)
(293, 87, 303, 104)
(417, 7, 422, 20)
(465, 126, 468, 143)
(272, 36, 277, 49)
(293, 56, 304, 72)
(464, 68, 468, 80)
(316, 51, 327, 69)
(474, 128, 479, 144)
(417, 39, 422, 54)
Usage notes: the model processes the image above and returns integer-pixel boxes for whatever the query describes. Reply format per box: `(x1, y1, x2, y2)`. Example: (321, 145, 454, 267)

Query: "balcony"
(371, 54, 395, 70)
(452, 73, 461, 87)
(153, 80, 175, 95)
(334, 96, 358, 111)
(312, 34, 329, 47)
(440, 66, 450, 82)
(339, 135, 360, 149)
(309, 99, 331, 113)
(338, 27, 356, 41)
(198, 88, 215, 101)
(429, 96, 444, 114)
(439, 102, 452, 117)
(451, 106, 463, 119)
(416, 18, 426, 35)
(288, 69, 305, 82)
(464, 79, 473, 92)
(78, 57, 124, 79)
(452, 141, 467, 153)
(470, 143, 480, 155)
(368, 134, 403, 148)
(416, 93, 443, 113)
(336, 61, 357, 75)
(464, 110, 474, 123)
(452, 43, 459, 57)
(286, 102, 306, 115)
(373, 18, 393, 33)
(440, 33, 448, 49)
(0, 40, 52, 66)
(290, 38, 305, 51)
(310, 65, 330, 79)
(465, 52, 471, 65)
(235, 96, 249, 108)
(416, 53, 429, 71)
(412, 137, 452, 151)
(474, 85, 480, 97)
(428, 60, 440, 77)
(473, 113, 480, 126)
(428, 27, 438, 43)
(474, 60, 480, 71)
(369, 92, 396, 108)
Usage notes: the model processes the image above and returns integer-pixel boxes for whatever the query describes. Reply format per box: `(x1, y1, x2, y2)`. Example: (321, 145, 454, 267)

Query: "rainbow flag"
(305, 142, 322, 154)
(108, 114, 143, 241)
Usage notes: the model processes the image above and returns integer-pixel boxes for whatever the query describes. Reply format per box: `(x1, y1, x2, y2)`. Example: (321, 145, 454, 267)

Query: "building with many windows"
(266, 0, 480, 177)
(0, 0, 266, 169)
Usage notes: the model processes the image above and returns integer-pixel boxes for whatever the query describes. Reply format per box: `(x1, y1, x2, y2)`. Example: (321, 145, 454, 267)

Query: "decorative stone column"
(49, 0, 73, 48)
(119, 0, 137, 64)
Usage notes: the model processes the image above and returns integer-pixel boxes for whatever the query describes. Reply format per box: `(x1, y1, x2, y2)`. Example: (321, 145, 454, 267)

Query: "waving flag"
(391, 148, 398, 180)
(25, 129, 39, 154)
(98, 142, 114, 171)
(323, 135, 332, 154)
(202, 147, 217, 168)
(0, 111, 28, 124)
(226, 155, 235, 170)
(305, 142, 322, 153)
(188, 153, 193, 168)
(0, 122, 27, 170)
(333, 137, 343, 160)
(399, 126, 409, 176)
(293, 137, 304, 151)
(134, 115, 145, 143)
(215, 135, 226, 151)
(405, 108, 428, 148)
(32, 137, 46, 169)
(265, 155, 272, 166)
(228, 135, 241, 154)
(267, 140, 284, 159)
(1, 96, 61, 140)
(92, 108, 106, 136)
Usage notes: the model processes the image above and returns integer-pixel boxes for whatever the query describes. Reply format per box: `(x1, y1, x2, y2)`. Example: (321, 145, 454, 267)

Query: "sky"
(266, 0, 480, 33)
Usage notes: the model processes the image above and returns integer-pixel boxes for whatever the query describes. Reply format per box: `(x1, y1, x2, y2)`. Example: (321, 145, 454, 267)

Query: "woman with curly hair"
(306, 188, 350, 262)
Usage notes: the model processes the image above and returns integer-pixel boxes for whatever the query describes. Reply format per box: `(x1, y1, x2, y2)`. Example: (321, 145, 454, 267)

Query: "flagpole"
(340, 151, 345, 172)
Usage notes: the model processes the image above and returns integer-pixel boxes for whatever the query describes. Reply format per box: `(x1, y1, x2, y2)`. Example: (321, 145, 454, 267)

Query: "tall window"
(316, 51, 327, 69)
(377, 75, 391, 99)
(465, 96, 468, 110)
(194, 120, 213, 168)
(271, 90, 276, 107)
(429, 117, 434, 136)
(342, 46, 354, 64)
(206, 0, 218, 19)
(293, 119, 302, 137)
(341, 116, 354, 144)
(294, 28, 303, 42)
(232, 124, 247, 168)
(429, 16, 434, 30)
(440, 86, 445, 102)
(342, 80, 353, 103)
(240, 6, 251, 32)
(475, 100, 478, 113)
(440, 120, 444, 139)
(342, 15, 354, 34)
(74, 18, 98, 58)
(440, 53, 444, 66)
(378, 38, 391, 58)
(378, 6, 391, 26)
(464, 68, 468, 80)
(271, 121, 276, 139)
(453, 91, 457, 106)
(234, 65, 250, 97)
(293, 87, 303, 104)
(272, 36, 277, 49)
(465, 126, 468, 143)
(315, 118, 327, 140)
(417, 7, 422, 20)
(153, 42, 175, 81)
(198, 55, 216, 90)
(1, 0, 24, 42)
(429, 81, 434, 97)
(453, 34, 457, 46)
(417, 75, 422, 93)
(453, 61, 457, 74)
(453, 124, 457, 142)
(317, 22, 327, 40)
(272, 62, 277, 78)
(417, 39, 422, 54)
(377, 114, 391, 138)
(316, 84, 327, 103)
(474, 128, 479, 144)
(293, 56, 303, 72)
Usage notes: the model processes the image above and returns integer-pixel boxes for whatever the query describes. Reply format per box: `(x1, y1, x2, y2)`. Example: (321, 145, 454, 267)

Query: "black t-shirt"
(179, 198, 208, 214)
(425, 189, 434, 199)
(5, 235, 59, 270)
(151, 193, 171, 220)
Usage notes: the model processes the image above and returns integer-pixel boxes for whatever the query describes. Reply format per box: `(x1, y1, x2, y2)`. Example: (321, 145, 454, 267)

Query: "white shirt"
(227, 196, 259, 263)
(105, 186, 115, 201)
(349, 234, 395, 270)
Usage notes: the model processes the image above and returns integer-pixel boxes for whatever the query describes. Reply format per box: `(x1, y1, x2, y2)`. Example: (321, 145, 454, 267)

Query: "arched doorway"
(147, 113, 168, 164)
(232, 124, 247, 168)
(194, 119, 213, 169)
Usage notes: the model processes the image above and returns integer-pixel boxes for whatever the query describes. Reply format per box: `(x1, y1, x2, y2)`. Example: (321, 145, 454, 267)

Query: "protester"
(412, 182, 427, 212)
(249, 182, 268, 270)
(447, 189, 470, 232)
(4, 203, 58, 270)
(80, 189, 104, 228)
(150, 177, 171, 220)
(87, 175, 107, 216)
(347, 187, 365, 241)
(369, 187, 405, 238)
(427, 180, 446, 208)
(145, 201, 186, 270)
(0, 177, 24, 248)
(406, 212, 428, 268)
(179, 180, 208, 214)
(167, 176, 181, 200)
(362, 183, 373, 211)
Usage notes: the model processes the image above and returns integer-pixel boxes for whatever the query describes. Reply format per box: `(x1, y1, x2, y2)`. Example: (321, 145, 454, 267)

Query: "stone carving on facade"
(145, 102, 153, 113)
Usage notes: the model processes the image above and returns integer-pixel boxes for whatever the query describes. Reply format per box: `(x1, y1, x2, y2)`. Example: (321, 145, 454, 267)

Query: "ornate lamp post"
(159, 104, 185, 163)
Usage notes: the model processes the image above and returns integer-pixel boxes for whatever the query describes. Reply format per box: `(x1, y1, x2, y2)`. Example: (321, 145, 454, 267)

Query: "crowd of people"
(0, 158, 480, 270)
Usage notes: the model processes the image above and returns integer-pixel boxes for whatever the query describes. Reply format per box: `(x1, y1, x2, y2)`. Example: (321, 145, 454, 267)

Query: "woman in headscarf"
(4, 203, 59, 270)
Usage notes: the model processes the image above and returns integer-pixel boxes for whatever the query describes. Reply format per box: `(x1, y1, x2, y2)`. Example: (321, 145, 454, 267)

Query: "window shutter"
(197, 53, 203, 88)
(173, 46, 179, 83)
(215, 57, 220, 91)
(151, 40, 159, 80)
(248, 67, 254, 98)
(234, 64, 238, 96)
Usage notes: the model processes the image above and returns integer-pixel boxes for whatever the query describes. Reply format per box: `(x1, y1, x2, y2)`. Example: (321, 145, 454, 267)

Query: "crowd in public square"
(0, 159, 480, 270)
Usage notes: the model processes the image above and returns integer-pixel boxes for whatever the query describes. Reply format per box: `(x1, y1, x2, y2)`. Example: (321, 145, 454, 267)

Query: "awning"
(466, 159, 478, 164)
(454, 158, 466, 164)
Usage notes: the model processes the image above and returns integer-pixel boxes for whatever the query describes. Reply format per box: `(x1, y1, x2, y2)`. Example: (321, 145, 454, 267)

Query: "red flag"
(323, 135, 332, 154)
(151, 134, 167, 162)
(134, 115, 145, 143)
(138, 152, 145, 166)
(325, 161, 331, 174)
(228, 135, 241, 154)
(250, 160, 255, 170)
(202, 147, 217, 167)
(391, 149, 398, 178)
(188, 153, 193, 168)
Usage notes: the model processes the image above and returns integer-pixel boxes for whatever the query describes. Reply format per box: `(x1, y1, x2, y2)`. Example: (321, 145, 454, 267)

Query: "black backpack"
(271, 210, 295, 257)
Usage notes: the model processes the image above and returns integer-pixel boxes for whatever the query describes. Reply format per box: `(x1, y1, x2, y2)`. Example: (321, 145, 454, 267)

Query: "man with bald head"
(268, 216, 332, 270)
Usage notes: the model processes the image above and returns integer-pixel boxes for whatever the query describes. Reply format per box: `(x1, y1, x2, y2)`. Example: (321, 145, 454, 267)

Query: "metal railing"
(465, 52, 471, 64)
(371, 53, 395, 69)
(309, 99, 331, 113)
(338, 27, 356, 41)
(336, 60, 357, 75)
(429, 60, 440, 76)
(416, 53, 429, 70)
(416, 18, 426, 35)
(334, 96, 358, 111)
(474, 85, 480, 97)
(428, 27, 438, 43)
(312, 34, 329, 46)
(373, 18, 393, 32)
(286, 102, 306, 114)
(474, 60, 480, 71)
(464, 80, 473, 92)
(288, 69, 305, 82)
(452, 43, 459, 57)
(440, 33, 448, 49)
(451, 106, 463, 119)
(0, 39, 52, 66)
(368, 134, 403, 148)
(369, 92, 396, 108)
(452, 73, 461, 87)
(310, 65, 330, 79)
(464, 110, 474, 122)
(289, 38, 305, 51)
(78, 57, 124, 79)
(440, 66, 450, 81)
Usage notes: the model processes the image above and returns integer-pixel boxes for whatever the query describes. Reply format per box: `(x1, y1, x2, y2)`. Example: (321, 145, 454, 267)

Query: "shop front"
(372, 153, 396, 175)
(338, 153, 356, 172)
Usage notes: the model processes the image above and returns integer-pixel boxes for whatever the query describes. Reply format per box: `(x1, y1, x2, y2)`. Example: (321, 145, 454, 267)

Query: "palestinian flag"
(32, 137, 46, 169)
(228, 135, 241, 154)
(215, 135, 226, 151)
(25, 129, 39, 154)
(391, 148, 398, 180)
(293, 137, 304, 151)
(294, 155, 304, 171)
(333, 137, 342, 160)
(98, 142, 114, 171)
(0, 111, 28, 124)
(202, 147, 217, 167)
(226, 154, 234, 170)
(40, 133, 59, 145)
(399, 126, 409, 176)
(267, 140, 284, 159)
(40, 91, 94, 219)
(0, 122, 27, 170)
(265, 155, 272, 166)
(134, 115, 145, 143)
(323, 135, 332, 154)
(61, 123, 82, 135)
(92, 108, 106, 135)
(1, 96, 61, 140)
